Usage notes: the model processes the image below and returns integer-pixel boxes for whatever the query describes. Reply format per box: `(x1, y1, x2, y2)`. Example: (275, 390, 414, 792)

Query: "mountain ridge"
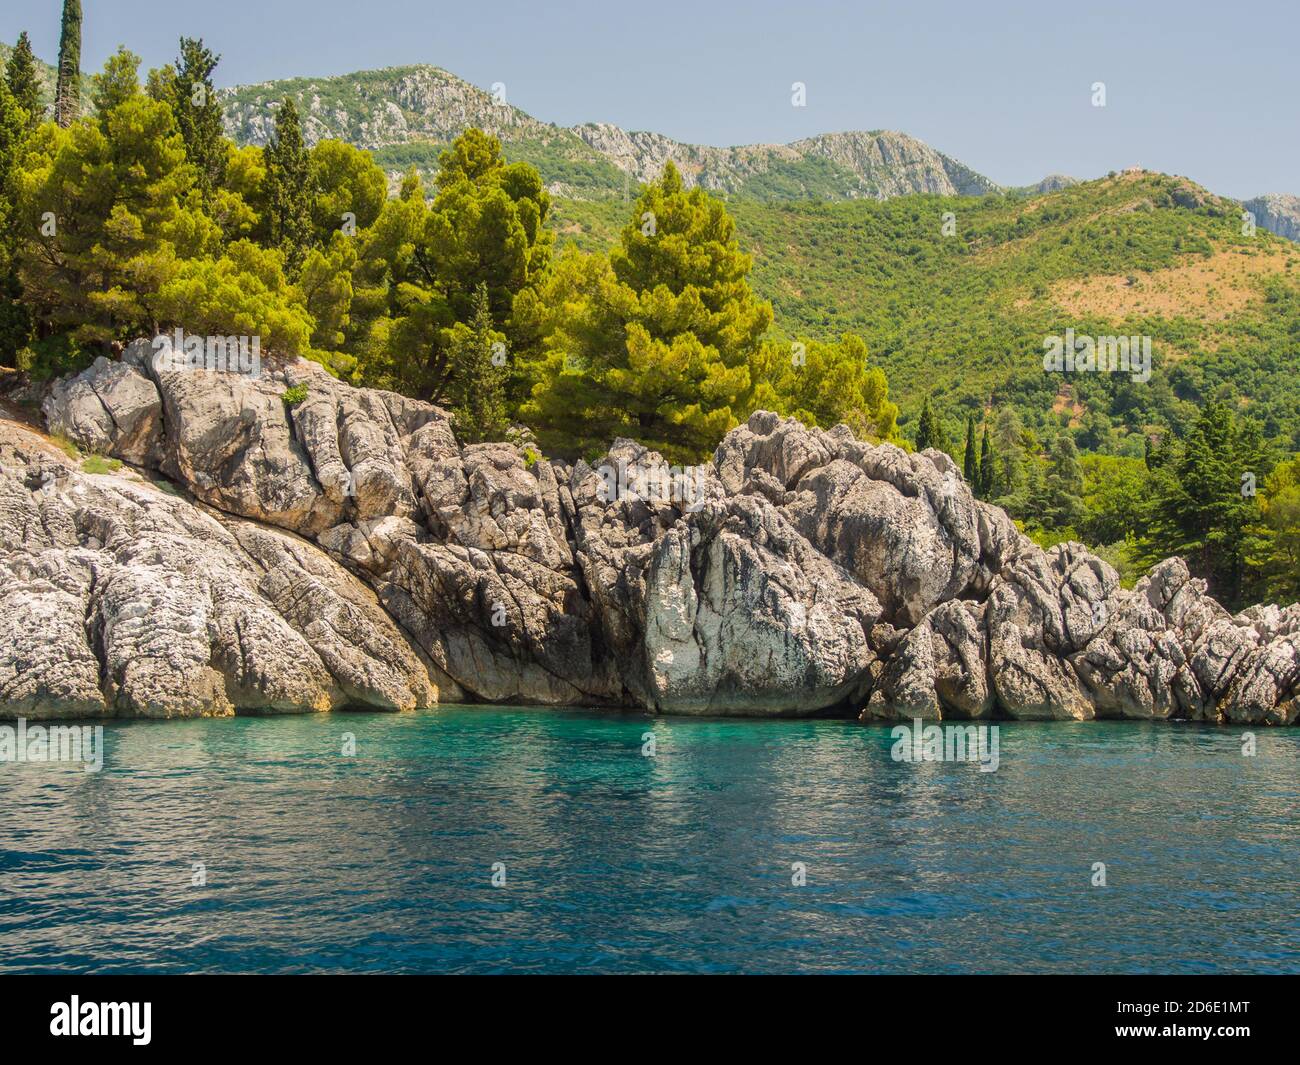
(6, 42, 1295, 235)
(216, 61, 1008, 201)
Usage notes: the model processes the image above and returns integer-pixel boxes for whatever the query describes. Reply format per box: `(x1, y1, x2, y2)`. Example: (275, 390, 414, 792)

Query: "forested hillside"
(554, 171, 1300, 452)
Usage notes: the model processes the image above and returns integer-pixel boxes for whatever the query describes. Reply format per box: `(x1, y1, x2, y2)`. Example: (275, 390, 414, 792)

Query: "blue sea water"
(0, 706, 1296, 974)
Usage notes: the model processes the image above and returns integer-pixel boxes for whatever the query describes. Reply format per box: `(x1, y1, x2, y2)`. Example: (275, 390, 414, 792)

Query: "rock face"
(1243, 193, 1300, 242)
(0, 423, 441, 719)
(8, 346, 1299, 724)
(570, 124, 1000, 200)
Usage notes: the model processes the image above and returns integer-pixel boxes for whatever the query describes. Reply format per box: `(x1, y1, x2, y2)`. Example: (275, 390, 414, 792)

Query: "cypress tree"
(264, 97, 315, 270)
(0, 77, 29, 367)
(55, 0, 82, 127)
(978, 423, 995, 498)
(444, 282, 510, 443)
(5, 32, 42, 132)
(963, 415, 978, 484)
(916, 397, 938, 452)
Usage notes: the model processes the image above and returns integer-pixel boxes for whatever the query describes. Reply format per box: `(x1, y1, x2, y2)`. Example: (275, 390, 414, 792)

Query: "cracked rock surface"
(4, 344, 1296, 724)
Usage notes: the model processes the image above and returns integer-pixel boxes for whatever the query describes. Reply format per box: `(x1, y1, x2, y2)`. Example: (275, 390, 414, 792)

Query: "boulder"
(637, 495, 880, 714)
(43, 356, 163, 465)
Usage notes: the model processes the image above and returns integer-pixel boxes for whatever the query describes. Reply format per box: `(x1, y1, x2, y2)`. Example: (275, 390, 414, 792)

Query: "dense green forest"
(1, 21, 1298, 610)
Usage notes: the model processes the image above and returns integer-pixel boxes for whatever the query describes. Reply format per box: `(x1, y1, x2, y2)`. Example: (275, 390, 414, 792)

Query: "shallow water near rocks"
(1, 706, 1296, 974)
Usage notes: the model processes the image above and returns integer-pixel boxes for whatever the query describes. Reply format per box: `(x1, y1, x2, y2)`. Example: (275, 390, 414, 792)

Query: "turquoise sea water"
(0, 706, 1296, 974)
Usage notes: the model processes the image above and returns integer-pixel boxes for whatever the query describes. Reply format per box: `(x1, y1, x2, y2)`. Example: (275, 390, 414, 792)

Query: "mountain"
(568, 123, 1000, 199)
(729, 170, 1300, 448)
(218, 63, 1001, 201)
(1243, 193, 1300, 242)
(1013, 173, 1079, 195)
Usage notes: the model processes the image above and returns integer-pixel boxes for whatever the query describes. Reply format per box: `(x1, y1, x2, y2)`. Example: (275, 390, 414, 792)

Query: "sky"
(4, 0, 1297, 198)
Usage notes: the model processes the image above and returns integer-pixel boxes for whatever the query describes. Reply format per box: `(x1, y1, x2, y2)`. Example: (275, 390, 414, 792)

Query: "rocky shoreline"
(1, 341, 1296, 724)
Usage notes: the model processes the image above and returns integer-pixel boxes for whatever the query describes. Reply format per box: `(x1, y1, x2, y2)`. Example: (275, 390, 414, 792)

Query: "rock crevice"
(2, 344, 1294, 724)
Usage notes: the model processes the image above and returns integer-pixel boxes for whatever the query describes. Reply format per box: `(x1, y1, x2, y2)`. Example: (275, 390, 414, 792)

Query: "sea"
(1, 706, 1296, 973)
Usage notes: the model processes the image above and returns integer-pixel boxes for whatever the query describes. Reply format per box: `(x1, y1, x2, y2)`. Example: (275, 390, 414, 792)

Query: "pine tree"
(1138, 402, 1272, 607)
(991, 408, 1026, 501)
(963, 415, 978, 484)
(5, 32, 42, 132)
(423, 129, 551, 351)
(978, 423, 995, 499)
(743, 332, 900, 442)
(263, 97, 314, 270)
(170, 38, 227, 198)
(90, 47, 142, 118)
(55, 0, 82, 127)
(14, 50, 218, 346)
(520, 160, 772, 461)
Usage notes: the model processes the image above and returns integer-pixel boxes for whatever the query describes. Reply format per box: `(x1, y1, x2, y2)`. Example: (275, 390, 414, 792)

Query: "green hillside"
(551, 171, 1300, 452)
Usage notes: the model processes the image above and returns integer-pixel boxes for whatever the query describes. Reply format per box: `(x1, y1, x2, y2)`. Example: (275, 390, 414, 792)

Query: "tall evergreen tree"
(15, 50, 219, 346)
(1042, 433, 1086, 530)
(992, 407, 1026, 501)
(978, 423, 995, 499)
(1138, 402, 1272, 607)
(5, 32, 42, 132)
(169, 38, 227, 198)
(963, 415, 978, 484)
(424, 128, 552, 357)
(443, 282, 509, 444)
(90, 47, 142, 117)
(55, 0, 82, 127)
(263, 97, 314, 270)
(354, 130, 551, 401)
(915, 397, 937, 451)
(0, 76, 31, 366)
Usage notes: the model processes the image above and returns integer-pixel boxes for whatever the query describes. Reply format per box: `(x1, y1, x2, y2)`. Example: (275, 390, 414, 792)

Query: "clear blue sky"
(4, 0, 1296, 198)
